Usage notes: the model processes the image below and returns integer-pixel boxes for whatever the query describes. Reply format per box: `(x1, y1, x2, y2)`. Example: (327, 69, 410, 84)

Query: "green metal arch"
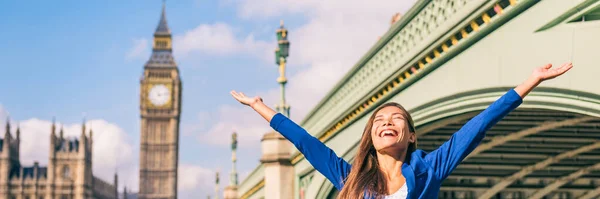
(315, 177, 336, 199)
(307, 86, 600, 198)
(411, 87, 600, 127)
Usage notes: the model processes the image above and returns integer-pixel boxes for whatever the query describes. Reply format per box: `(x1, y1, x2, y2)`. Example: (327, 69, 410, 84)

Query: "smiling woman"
(230, 62, 573, 199)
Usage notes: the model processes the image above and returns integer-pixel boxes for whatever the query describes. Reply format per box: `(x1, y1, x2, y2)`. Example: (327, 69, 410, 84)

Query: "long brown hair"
(337, 102, 417, 199)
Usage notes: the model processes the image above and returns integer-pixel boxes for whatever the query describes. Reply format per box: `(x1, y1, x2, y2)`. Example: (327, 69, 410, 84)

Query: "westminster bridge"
(237, 0, 600, 198)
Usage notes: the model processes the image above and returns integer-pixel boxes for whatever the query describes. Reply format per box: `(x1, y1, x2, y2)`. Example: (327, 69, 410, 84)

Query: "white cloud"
(182, 111, 212, 137)
(196, 103, 276, 147)
(178, 164, 228, 199)
(178, 164, 214, 191)
(235, 0, 319, 19)
(173, 23, 273, 61)
(126, 38, 149, 60)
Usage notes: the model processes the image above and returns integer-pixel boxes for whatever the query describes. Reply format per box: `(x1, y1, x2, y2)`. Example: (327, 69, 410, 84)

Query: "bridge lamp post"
(275, 20, 290, 117)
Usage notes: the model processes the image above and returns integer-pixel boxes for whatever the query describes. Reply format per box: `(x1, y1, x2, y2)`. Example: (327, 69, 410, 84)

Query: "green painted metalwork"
(570, 2, 600, 22)
(230, 131, 239, 186)
(275, 21, 291, 117)
(535, 0, 599, 32)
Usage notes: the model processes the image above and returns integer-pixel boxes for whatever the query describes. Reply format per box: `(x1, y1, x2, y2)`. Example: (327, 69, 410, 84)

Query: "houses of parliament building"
(0, 121, 119, 199)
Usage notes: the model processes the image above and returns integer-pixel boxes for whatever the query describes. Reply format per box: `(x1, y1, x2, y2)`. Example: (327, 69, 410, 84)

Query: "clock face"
(148, 84, 171, 106)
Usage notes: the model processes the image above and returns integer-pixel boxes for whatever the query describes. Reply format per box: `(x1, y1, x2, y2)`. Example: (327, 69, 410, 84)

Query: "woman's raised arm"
(230, 91, 277, 122)
(230, 90, 352, 190)
(424, 62, 573, 180)
(514, 63, 573, 98)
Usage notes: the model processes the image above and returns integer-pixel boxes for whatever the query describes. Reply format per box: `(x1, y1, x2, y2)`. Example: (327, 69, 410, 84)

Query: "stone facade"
(0, 121, 118, 199)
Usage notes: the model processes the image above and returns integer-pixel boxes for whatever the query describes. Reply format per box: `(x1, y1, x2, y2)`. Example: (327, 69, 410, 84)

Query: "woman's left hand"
(532, 62, 573, 82)
(514, 62, 573, 98)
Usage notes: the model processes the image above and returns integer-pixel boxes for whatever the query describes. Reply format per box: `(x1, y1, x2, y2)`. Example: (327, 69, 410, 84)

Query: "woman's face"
(370, 106, 414, 153)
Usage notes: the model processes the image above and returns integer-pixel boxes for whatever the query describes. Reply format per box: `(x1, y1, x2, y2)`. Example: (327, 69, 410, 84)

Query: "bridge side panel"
(390, 0, 600, 112)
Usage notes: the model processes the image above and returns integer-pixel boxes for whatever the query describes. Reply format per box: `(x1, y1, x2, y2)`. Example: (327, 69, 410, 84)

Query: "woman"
(230, 63, 573, 199)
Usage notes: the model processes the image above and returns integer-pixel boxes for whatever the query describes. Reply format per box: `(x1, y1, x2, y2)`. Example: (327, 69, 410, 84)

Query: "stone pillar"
(223, 186, 238, 199)
(260, 131, 294, 199)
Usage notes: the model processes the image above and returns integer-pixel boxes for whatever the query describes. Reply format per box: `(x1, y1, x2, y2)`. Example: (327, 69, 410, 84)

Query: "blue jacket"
(269, 89, 523, 198)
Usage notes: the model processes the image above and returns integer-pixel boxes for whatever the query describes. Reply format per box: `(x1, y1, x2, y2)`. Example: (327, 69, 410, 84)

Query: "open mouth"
(379, 129, 398, 138)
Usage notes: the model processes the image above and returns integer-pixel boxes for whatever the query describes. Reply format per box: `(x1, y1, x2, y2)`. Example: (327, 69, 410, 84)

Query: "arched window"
(63, 166, 71, 179)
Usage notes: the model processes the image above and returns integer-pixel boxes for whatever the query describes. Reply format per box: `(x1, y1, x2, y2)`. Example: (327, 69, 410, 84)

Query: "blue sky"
(0, 0, 416, 198)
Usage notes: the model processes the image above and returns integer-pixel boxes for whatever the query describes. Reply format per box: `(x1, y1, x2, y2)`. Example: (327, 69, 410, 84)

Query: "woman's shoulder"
(410, 149, 428, 159)
(406, 149, 435, 176)
(408, 150, 432, 167)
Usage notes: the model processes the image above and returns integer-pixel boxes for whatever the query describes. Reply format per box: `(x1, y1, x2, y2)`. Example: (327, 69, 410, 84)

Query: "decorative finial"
(280, 20, 284, 27)
(5, 115, 10, 136)
(231, 131, 237, 151)
(51, 116, 56, 135)
(89, 128, 93, 141)
(82, 113, 87, 135)
(16, 122, 20, 140)
(390, 13, 402, 25)
(60, 125, 64, 139)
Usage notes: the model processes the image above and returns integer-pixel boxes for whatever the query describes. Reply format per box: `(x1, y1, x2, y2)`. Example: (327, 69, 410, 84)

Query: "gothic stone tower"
(139, 3, 182, 199)
(47, 122, 94, 199)
(0, 120, 20, 198)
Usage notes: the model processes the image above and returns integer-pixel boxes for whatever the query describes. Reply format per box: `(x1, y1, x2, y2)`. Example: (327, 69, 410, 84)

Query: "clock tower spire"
(139, 2, 182, 199)
(145, 0, 176, 69)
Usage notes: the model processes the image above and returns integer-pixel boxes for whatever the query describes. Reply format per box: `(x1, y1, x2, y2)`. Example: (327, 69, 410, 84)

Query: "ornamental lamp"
(275, 20, 290, 64)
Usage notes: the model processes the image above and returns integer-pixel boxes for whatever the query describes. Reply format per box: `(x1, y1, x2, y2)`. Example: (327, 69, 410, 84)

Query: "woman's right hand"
(230, 90, 263, 107)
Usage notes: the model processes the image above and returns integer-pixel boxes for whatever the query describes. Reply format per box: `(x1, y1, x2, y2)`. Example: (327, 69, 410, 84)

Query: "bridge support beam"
(478, 141, 600, 199)
(528, 162, 600, 199)
(466, 116, 595, 159)
(578, 186, 600, 199)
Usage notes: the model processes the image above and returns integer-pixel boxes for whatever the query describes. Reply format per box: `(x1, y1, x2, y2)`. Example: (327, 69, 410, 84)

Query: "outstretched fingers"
(551, 62, 573, 78)
(230, 90, 259, 106)
(230, 90, 243, 102)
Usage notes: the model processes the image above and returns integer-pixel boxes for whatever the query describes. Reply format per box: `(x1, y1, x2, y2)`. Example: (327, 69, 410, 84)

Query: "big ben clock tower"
(139, 3, 181, 199)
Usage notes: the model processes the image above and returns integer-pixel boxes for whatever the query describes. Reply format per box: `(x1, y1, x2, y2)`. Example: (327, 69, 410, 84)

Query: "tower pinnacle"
(60, 125, 64, 139)
(51, 117, 56, 135)
(146, 2, 177, 68)
(5, 116, 10, 137)
(155, 1, 171, 37)
(81, 116, 86, 136)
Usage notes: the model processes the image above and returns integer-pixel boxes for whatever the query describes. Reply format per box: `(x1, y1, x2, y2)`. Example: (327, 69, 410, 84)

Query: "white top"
(383, 183, 408, 199)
